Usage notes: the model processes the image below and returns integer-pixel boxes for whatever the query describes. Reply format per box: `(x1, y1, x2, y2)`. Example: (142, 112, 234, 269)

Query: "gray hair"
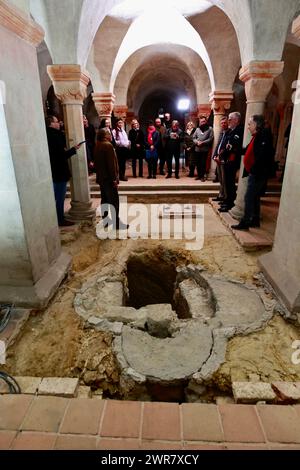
(229, 112, 241, 122)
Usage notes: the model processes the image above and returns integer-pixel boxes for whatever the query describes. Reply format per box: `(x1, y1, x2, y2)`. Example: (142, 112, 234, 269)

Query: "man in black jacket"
(232, 114, 274, 230)
(218, 112, 243, 212)
(46, 115, 83, 227)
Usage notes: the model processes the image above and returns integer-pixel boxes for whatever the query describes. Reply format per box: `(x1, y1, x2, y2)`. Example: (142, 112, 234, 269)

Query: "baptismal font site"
(1, 0, 300, 451)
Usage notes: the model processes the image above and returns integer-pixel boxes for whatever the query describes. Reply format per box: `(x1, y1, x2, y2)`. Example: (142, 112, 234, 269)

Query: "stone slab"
(38, 378, 79, 397)
(233, 382, 276, 403)
(272, 382, 300, 402)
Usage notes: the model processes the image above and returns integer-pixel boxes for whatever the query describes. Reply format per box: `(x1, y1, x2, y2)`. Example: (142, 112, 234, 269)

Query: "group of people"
(211, 112, 275, 230)
(45, 107, 275, 232)
(97, 114, 215, 182)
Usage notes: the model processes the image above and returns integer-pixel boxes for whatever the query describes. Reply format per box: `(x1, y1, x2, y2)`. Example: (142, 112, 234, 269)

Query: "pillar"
(259, 16, 300, 313)
(229, 60, 284, 220)
(92, 92, 115, 126)
(47, 65, 95, 221)
(196, 104, 211, 120)
(209, 91, 234, 179)
(114, 105, 128, 121)
(0, 1, 71, 307)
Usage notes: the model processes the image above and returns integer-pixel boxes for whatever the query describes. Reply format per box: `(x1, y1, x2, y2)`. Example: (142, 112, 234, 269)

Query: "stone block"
(77, 385, 92, 398)
(272, 382, 300, 402)
(14, 377, 42, 394)
(38, 377, 79, 397)
(143, 304, 175, 338)
(232, 382, 276, 403)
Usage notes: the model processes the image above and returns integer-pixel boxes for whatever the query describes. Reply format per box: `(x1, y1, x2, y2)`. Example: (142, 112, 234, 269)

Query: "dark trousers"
(53, 181, 67, 224)
(223, 163, 237, 208)
(116, 147, 128, 179)
(100, 181, 119, 223)
(190, 152, 207, 178)
(147, 158, 157, 177)
(132, 157, 143, 177)
(159, 150, 166, 174)
(242, 174, 267, 224)
(167, 150, 180, 176)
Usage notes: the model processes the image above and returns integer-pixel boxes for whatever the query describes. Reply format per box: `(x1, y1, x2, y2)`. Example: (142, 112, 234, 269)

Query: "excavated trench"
(74, 247, 277, 402)
(4, 231, 300, 403)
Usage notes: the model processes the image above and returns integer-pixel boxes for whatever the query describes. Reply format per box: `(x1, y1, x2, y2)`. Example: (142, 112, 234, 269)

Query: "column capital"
(292, 15, 300, 39)
(114, 105, 128, 120)
(47, 65, 90, 105)
(209, 90, 234, 114)
(197, 104, 211, 119)
(239, 61, 284, 104)
(0, 0, 44, 47)
(92, 92, 115, 118)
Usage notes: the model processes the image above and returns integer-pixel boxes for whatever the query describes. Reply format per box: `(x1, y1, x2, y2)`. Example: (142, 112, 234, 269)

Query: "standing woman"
(184, 121, 196, 175)
(145, 120, 160, 179)
(128, 119, 145, 178)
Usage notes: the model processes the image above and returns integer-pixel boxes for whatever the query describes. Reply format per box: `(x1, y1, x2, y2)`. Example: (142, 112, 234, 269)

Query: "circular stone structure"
(74, 254, 275, 400)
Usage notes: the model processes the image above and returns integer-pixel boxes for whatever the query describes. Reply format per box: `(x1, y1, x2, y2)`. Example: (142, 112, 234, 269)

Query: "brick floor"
(257, 405, 300, 444)
(21, 396, 69, 433)
(142, 402, 181, 441)
(60, 398, 104, 435)
(97, 438, 140, 450)
(100, 400, 142, 438)
(55, 435, 97, 450)
(219, 405, 265, 443)
(12, 432, 56, 450)
(0, 431, 17, 449)
(182, 403, 224, 442)
(0, 395, 33, 430)
(0, 396, 300, 450)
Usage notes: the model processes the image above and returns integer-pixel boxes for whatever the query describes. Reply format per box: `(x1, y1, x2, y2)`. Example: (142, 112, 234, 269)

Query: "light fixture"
(177, 99, 190, 111)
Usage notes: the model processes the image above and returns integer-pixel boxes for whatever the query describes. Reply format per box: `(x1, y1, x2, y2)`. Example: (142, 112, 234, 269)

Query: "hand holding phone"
(75, 140, 86, 150)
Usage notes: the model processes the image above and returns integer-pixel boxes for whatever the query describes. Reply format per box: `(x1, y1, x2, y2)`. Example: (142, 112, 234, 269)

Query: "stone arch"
(114, 45, 211, 110)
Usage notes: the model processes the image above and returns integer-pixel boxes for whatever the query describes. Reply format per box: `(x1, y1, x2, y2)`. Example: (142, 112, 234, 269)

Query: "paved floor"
(0, 396, 300, 450)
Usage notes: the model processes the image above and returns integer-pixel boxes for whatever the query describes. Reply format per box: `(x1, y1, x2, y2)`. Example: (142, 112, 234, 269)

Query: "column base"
(0, 252, 71, 308)
(259, 252, 300, 313)
(229, 204, 244, 221)
(68, 201, 95, 221)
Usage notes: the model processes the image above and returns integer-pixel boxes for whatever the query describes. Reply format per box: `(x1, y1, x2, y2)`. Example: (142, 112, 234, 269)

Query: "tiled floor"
(0, 397, 300, 450)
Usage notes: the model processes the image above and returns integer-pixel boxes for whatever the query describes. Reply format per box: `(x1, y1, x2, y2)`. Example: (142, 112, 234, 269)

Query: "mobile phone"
(77, 140, 86, 146)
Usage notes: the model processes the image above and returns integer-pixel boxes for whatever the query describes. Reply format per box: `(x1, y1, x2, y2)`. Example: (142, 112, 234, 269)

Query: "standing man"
(46, 115, 83, 227)
(232, 115, 273, 230)
(83, 114, 96, 174)
(165, 120, 183, 179)
(94, 128, 129, 230)
(212, 116, 229, 203)
(193, 116, 214, 181)
(164, 112, 172, 130)
(112, 119, 130, 181)
(218, 112, 243, 212)
(155, 117, 167, 175)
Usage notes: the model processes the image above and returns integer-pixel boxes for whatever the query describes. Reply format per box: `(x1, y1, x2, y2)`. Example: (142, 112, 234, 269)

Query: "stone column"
(230, 61, 284, 220)
(274, 102, 287, 164)
(114, 105, 128, 120)
(197, 104, 211, 120)
(92, 92, 115, 125)
(0, 1, 71, 307)
(47, 64, 95, 221)
(259, 16, 300, 313)
(209, 91, 233, 179)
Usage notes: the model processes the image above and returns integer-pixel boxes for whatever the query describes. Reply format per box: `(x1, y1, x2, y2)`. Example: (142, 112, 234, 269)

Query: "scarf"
(244, 135, 256, 173)
(147, 126, 156, 146)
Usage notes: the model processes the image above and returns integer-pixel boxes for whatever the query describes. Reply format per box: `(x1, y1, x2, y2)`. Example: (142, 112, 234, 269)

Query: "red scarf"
(244, 135, 256, 173)
(147, 126, 156, 146)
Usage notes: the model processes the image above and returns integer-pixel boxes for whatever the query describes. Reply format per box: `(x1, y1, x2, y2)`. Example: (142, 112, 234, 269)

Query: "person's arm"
(200, 128, 214, 146)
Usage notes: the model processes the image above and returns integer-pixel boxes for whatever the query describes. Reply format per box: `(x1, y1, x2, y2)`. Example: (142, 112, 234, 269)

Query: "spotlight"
(178, 99, 190, 111)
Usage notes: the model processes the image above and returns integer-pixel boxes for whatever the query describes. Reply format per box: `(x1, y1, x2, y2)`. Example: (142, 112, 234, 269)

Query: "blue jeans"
(53, 181, 67, 224)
